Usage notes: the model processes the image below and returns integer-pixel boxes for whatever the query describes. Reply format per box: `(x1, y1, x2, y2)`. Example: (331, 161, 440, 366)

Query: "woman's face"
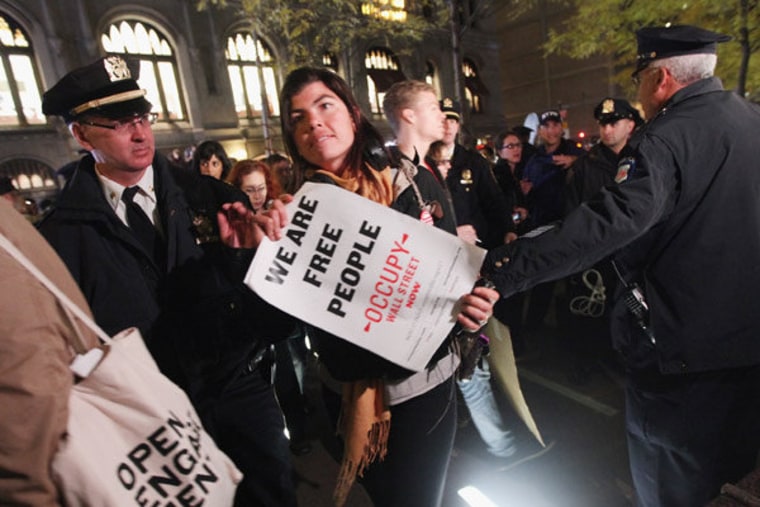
(241, 170, 268, 211)
(288, 81, 356, 173)
(200, 154, 223, 179)
(499, 135, 522, 165)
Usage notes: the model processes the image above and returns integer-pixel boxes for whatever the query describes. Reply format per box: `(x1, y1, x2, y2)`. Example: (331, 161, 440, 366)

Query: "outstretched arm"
(217, 198, 289, 249)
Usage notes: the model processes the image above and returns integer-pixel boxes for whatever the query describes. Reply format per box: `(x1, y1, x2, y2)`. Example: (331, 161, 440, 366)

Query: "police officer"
(565, 98, 643, 212)
(559, 98, 643, 383)
(38, 56, 297, 506)
(435, 98, 515, 249)
(483, 25, 760, 506)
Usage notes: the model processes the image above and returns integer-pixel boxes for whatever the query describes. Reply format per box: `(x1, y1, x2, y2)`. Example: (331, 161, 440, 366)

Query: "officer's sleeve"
(483, 134, 679, 298)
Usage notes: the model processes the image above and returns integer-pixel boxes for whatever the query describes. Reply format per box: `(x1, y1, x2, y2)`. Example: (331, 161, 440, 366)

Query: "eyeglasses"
(80, 112, 158, 133)
(245, 185, 268, 195)
(500, 143, 522, 150)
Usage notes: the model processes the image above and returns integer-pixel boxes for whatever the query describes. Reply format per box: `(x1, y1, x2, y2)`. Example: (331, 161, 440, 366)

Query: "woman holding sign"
(279, 67, 498, 507)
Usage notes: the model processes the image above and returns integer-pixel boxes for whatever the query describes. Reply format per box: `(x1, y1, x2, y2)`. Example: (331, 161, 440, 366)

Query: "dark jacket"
(38, 154, 293, 398)
(484, 77, 760, 374)
(445, 144, 514, 248)
(493, 157, 528, 234)
(493, 158, 526, 208)
(522, 138, 585, 227)
(564, 142, 634, 214)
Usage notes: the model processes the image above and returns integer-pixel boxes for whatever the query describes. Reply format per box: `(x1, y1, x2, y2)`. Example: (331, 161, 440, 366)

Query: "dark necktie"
(121, 186, 161, 263)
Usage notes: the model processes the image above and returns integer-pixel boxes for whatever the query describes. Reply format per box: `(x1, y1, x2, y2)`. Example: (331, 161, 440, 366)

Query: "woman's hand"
(457, 224, 479, 245)
(218, 199, 289, 249)
(456, 285, 499, 332)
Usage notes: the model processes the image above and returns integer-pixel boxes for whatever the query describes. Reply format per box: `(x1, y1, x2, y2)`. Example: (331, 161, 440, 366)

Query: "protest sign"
(244, 182, 486, 371)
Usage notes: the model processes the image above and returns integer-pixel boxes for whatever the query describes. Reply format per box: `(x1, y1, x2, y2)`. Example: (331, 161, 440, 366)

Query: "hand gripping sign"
(244, 182, 486, 371)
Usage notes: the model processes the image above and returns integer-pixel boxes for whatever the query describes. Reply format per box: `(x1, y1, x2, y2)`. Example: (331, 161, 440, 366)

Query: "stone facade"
(0, 0, 506, 205)
(485, 1, 625, 141)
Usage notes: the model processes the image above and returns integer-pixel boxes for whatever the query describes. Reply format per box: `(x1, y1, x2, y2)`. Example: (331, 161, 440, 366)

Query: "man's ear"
(655, 66, 675, 90)
(70, 123, 95, 151)
(623, 119, 636, 137)
(400, 107, 415, 125)
(654, 66, 679, 99)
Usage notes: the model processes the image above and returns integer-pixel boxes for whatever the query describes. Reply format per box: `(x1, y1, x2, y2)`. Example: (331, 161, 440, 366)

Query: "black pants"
(274, 337, 309, 444)
(625, 364, 760, 506)
(201, 366, 296, 507)
(360, 377, 457, 507)
(524, 280, 556, 330)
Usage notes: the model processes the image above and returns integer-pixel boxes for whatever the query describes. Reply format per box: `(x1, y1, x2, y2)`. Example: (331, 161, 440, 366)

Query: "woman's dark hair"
(496, 131, 519, 149)
(191, 140, 232, 180)
(279, 67, 390, 188)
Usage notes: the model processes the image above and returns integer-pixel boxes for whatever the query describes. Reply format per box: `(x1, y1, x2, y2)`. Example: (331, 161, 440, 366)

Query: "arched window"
(425, 60, 440, 97)
(0, 12, 44, 126)
(0, 158, 56, 190)
(101, 19, 186, 121)
(361, 1, 408, 22)
(365, 47, 405, 114)
(226, 32, 279, 119)
(322, 52, 339, 72)
(462, 58, 488, 114)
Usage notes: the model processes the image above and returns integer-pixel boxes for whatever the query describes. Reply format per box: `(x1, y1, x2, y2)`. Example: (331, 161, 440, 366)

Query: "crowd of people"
(1, 23, 759, 507)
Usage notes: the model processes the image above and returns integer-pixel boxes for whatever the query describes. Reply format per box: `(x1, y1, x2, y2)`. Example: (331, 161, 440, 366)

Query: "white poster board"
(244, 182, 486, 371)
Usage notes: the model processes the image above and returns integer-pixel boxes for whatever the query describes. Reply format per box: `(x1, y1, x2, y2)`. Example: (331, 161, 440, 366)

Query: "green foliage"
(194, 0, 448, 75)
(541, 0, 760, 98)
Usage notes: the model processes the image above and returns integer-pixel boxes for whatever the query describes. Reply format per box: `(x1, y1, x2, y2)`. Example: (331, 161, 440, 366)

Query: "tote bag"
(0, 233, 242, 506)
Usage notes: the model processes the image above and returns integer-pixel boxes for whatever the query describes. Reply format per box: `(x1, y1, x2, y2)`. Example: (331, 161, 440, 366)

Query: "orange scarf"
(333, 379, 391, 506)
(312, 163, 394, 207)
(313, 164, 394, 506)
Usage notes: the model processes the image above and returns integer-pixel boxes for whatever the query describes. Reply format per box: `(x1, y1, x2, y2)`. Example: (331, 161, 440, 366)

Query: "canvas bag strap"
(0, 231, 112, 347)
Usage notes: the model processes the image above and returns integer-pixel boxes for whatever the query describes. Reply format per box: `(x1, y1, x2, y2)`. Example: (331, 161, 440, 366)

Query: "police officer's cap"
(594, 98, 643, 126)
(440, 98, 461, 121)
(634, 25, 731, 74)
(42, 56, 152, 123)
(539, 109, 561, 126)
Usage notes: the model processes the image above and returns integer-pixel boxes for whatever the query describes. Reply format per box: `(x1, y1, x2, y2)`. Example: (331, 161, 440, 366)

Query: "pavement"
(289, 317, 635, 507)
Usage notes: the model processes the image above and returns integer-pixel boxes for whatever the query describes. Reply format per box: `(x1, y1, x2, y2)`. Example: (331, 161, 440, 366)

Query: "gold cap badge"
(103, 56, 132, 82)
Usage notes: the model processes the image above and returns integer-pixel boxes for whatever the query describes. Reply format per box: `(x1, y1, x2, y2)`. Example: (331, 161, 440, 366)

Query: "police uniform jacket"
(564, 143, 634, 214)
(483, 76, 760, 374)
(562, 142, 633, 321)
(38, 153, 292, 397)
(446, 144, 513, 249)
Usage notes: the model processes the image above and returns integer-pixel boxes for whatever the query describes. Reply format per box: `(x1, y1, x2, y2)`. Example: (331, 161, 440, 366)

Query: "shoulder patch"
(615, 157, 636, 183)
